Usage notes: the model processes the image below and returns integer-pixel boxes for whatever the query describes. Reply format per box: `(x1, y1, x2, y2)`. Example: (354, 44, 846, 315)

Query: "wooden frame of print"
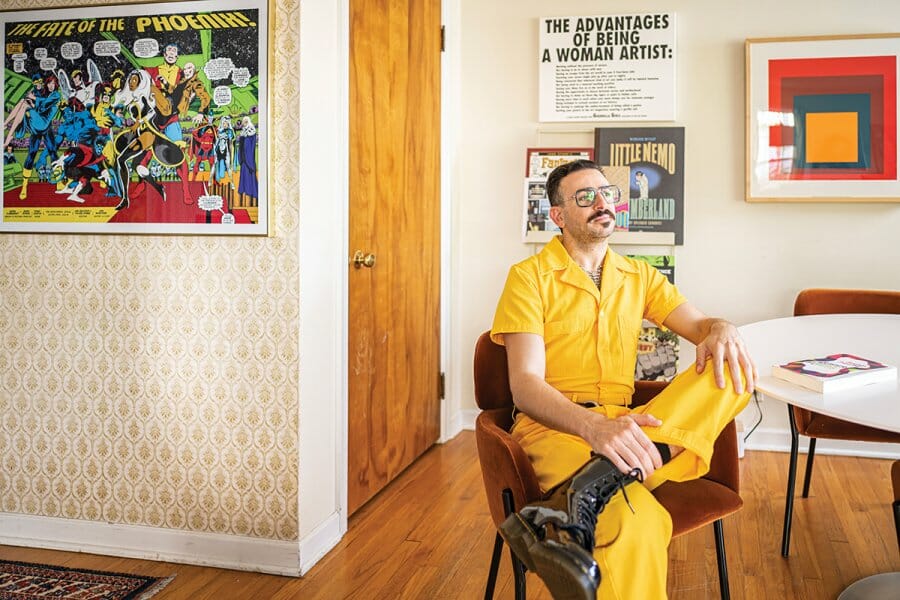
(746, 33, 900, 203)
(1, 0, 271, 234)
(525, 147, 593, 178)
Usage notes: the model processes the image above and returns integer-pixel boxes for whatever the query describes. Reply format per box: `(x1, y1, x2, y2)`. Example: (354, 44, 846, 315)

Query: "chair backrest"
(794, 288, 900, 317)
(473, 332, 541, 525)
(473, 331, 514, 410)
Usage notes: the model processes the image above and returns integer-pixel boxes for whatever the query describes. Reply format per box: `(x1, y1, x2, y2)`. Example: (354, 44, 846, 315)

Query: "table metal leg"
(782, 406, 800, 557)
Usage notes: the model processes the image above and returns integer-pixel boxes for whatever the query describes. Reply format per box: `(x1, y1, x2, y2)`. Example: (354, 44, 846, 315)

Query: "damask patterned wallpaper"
(0, 0, 301, 541)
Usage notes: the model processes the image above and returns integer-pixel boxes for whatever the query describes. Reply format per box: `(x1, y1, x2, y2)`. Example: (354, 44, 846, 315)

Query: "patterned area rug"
(0, 560, 174, 600)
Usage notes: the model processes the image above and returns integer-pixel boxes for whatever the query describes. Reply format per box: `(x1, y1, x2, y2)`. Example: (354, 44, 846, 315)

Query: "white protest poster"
(539, 13, 676, 122)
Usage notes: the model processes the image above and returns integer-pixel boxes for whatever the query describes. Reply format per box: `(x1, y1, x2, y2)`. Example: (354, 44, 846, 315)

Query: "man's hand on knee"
(694, 319, 758, 394)
(580, 412, 664, 478)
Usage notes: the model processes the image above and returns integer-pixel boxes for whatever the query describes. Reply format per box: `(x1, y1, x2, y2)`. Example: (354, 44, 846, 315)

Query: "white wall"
(297, 0, 348, 574)
(451, 0, 900, 455)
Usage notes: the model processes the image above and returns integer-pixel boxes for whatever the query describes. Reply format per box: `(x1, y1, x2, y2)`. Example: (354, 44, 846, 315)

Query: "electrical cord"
(743, 390, 763, 443)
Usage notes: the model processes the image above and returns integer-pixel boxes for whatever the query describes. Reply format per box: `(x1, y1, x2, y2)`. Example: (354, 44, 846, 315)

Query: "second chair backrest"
(794, 288, 900, 317)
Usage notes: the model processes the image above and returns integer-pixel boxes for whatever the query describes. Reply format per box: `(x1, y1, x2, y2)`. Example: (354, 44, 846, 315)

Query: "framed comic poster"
(1, 0, 270, 234)
(746, 34, 900, 203)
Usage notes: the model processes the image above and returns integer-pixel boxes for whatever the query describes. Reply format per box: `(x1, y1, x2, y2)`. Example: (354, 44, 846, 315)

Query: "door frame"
(297, 0, 460, 574)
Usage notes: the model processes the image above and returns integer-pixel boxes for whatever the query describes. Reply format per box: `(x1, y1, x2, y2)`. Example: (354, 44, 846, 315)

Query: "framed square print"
(746, 34, 900, 202)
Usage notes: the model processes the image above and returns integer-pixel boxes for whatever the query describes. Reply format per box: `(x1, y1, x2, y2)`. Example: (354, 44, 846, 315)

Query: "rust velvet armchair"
(473, 331, 743, 600)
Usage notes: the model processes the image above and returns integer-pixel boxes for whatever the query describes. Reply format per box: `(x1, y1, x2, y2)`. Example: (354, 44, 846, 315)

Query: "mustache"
(588, 209, 615, 222)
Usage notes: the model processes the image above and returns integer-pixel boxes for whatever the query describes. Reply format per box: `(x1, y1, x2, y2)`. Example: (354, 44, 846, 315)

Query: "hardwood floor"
(2, 431, 898, 599)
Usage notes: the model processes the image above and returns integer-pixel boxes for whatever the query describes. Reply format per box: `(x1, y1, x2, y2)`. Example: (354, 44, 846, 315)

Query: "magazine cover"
(526, 147, 592, 178)
(522, 177, 557, 239)
(628, 254, 678, 382)
(594, 127, 684, 244)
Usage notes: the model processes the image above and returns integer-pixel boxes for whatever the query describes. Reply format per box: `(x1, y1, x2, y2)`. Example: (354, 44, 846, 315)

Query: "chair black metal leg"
(801, 437, 817, 498)
(499, 488, 527, 600)
(782, 406, 800, 557)
(512, 553, 527, 600)
(484, 532, 503, 600)
(713, 519, 730, 600)
(893, 499, 900, 555)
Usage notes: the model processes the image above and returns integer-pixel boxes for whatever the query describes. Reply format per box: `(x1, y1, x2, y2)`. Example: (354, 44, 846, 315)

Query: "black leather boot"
(498, 455, 642, 600)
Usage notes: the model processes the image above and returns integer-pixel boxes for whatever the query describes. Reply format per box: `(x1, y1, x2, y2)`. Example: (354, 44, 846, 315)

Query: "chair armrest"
(475, 409, 543, 527)
(704, 420, 740, 494)
(631, 380, 668, 407)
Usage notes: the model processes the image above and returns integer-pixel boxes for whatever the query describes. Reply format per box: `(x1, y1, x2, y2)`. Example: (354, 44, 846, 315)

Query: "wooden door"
(347, 0, 442, 514)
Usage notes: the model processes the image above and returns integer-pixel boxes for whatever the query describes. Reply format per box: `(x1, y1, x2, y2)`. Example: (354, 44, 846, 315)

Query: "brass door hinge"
(439, 372, 446, 399)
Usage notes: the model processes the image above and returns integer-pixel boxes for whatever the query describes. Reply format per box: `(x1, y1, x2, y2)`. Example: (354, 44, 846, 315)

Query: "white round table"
(739, 314, 900, 434)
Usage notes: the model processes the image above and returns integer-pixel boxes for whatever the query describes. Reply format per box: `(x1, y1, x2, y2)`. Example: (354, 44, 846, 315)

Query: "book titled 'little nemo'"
(772, 354, 898, 393)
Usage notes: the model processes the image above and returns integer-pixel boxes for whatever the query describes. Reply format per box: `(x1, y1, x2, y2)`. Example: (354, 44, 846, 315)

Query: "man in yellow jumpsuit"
(491, 160, 757, 599)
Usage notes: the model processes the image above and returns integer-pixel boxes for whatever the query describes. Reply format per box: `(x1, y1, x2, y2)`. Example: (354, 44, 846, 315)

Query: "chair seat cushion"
(652, 479, 743, 537)
(802, 413, 900, 443)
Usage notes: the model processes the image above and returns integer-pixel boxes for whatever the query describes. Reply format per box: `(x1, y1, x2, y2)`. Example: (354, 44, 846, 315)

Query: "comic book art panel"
(1, 0, 269, 234)
(746, 33, 900, 203)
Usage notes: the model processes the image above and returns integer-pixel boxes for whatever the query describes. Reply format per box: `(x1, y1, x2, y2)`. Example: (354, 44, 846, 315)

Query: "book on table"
(772, 353, 898, 393)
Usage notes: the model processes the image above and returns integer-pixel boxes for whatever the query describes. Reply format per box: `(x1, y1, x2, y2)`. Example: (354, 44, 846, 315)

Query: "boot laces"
(560, 467, 643, 552)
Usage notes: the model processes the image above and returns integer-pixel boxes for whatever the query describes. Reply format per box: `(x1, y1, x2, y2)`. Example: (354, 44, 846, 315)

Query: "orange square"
(805, 112, 859, 163)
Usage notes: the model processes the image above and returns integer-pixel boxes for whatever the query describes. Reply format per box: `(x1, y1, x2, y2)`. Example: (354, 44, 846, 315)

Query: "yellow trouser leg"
(632, 364, 750, 491)
(594, 484, 671, 600)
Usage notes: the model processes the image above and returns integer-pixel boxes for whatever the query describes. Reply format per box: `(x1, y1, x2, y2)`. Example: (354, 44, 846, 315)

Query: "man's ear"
(548, 205, 564, 229)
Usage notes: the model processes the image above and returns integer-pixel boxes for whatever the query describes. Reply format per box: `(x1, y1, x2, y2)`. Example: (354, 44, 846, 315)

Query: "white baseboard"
(744, 427, 900, 459)
(298, 511, 343, 575)
(0, 513, 301, 576)
(461, 408, 478, 431)
(441, 408, 465, 443)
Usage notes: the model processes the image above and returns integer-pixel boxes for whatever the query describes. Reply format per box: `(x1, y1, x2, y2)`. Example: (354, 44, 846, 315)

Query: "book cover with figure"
(594, 127, 684, 244)
(628, 254, 678, 382)
(772, 353, 897, 393)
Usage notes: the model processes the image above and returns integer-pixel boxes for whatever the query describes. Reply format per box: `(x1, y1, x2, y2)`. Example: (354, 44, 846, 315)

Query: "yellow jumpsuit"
(491, 237, 750, 599)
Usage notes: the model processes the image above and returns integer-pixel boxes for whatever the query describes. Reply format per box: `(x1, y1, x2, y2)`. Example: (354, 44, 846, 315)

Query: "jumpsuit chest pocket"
(544, 318, 595, 376)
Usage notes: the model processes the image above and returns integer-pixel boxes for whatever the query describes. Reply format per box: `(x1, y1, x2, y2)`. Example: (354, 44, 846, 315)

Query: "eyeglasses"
(569, 185, 621, 207)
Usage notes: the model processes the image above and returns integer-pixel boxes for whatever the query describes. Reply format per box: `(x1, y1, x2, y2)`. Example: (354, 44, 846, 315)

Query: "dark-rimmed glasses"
(569, 185, 620, 207)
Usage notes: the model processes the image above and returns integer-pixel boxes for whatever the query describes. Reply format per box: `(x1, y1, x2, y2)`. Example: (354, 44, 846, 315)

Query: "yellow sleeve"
(642, 263, 687, 327)
(490, 263, 544, 346)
